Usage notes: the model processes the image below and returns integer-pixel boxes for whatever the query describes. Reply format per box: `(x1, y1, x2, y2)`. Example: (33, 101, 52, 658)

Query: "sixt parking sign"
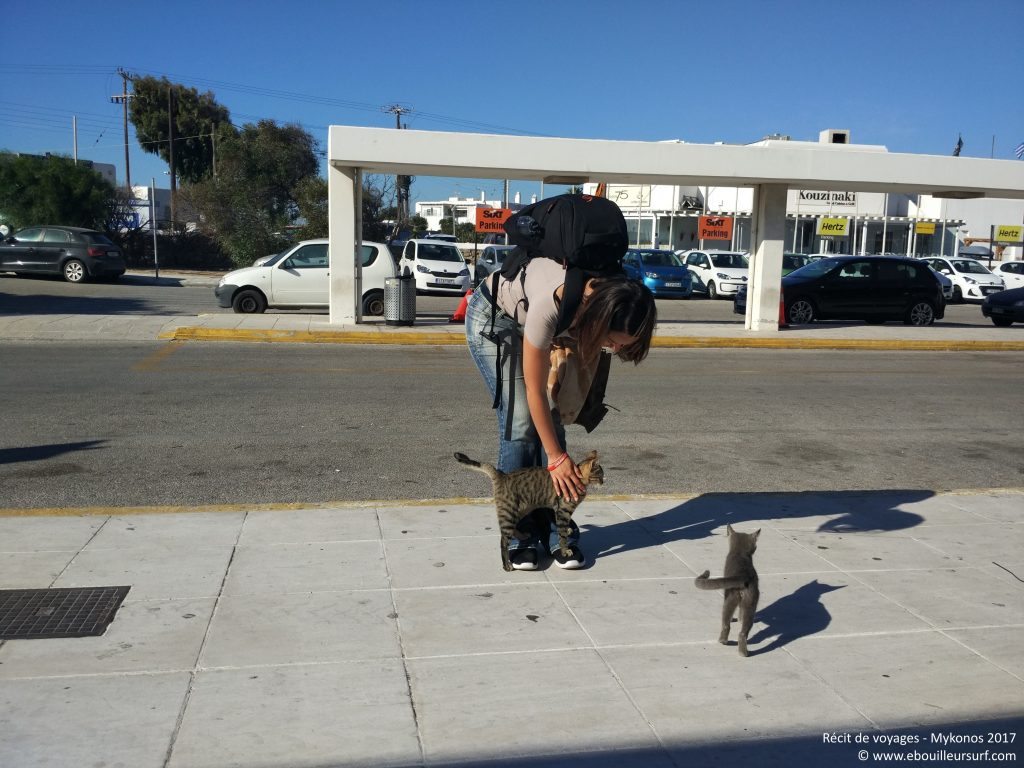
(475, 207, 512, 233)
(698, 215, 733, 241)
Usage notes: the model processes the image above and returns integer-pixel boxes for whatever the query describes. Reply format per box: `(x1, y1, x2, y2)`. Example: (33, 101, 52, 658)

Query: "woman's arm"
(521, 337, 585, 499)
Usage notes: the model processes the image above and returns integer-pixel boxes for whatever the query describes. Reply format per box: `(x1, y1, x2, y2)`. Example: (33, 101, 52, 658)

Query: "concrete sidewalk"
(1, 490, 1022, 767)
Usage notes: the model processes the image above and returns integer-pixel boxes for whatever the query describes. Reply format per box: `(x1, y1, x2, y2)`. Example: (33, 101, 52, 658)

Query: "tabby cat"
(695, 524, 760, 657)
(453, 450, 604, 571)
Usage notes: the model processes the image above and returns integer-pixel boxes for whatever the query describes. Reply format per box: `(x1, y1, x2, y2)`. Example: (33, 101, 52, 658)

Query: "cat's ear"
(752, 529, 761, 541)
(583, 450, 598, 463)
(726, 524, 734, 536)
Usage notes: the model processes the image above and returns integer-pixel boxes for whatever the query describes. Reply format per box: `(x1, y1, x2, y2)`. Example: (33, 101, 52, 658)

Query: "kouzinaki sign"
(800, 191, 857, 207)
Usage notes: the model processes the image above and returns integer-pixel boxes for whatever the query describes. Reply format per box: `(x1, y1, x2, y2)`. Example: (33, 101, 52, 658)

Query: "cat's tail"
(694, 570, 748, 590)
(454, 452, 500, 481)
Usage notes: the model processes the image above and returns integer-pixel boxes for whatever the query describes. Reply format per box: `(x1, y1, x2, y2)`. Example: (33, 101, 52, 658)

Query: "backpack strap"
(555, 266, 586, 336)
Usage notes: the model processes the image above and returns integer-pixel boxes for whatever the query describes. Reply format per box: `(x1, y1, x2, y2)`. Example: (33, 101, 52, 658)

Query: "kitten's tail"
(694, 570, 748, 590)
(454, 452, 500, 481)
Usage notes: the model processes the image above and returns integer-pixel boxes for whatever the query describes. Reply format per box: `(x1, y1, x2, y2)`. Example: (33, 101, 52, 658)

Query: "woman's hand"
(548, 453, 584, 501)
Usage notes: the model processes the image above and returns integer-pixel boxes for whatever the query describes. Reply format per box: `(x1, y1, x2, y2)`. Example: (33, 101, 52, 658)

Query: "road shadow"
(0, 289, 167, 316)
(747, 579, 846, 656)
(0, 440, 107, 465)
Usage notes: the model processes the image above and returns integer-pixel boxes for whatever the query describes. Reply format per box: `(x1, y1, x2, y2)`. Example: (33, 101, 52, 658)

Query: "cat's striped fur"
(454, 450, 604, 571)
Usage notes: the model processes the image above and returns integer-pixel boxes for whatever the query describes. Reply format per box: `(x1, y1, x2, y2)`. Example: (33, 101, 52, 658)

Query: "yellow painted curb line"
(3, 489, 1020, 518)
(159, 326, 1024, 352)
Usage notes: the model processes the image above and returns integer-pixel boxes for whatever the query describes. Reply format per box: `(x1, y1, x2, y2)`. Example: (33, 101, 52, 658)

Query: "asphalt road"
(1, 341, 1020, 510)
(0, 271, 996, 327)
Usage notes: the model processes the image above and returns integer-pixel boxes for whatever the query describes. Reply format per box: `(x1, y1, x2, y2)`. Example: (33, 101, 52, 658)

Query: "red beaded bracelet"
(547, 452, 569, 471)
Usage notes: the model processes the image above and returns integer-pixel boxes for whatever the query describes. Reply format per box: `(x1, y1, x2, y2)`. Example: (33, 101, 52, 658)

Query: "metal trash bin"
(384, 273, 416, 326)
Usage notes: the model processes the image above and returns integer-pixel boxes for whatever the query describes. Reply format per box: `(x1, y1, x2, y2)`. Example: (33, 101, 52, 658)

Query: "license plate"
(664, 282, 682, 288)
(982, 286, 1000, 294)
(992, 307, 1008, 314)
(435, 278, 456, 285)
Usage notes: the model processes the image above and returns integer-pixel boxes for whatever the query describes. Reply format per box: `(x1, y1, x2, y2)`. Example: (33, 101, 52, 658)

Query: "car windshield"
(418, 244, 463, 262)
(638, 251, 684, 267)
(710, 253, 748, 268)
(951, 259, 990, 275)
(788, 257, 845, 278)
(783, 254, 810, 271)
(261, 251, 290, 267)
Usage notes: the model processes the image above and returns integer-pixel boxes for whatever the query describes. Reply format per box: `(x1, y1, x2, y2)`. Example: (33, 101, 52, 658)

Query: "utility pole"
(168, 86, 176, 229)
(111, 68, 134, 191)
(382, 104, 412, 223)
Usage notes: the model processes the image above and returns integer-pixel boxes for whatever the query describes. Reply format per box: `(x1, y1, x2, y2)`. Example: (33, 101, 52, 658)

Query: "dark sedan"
(981, 286, 1024, 327)
(782, 255, 945, 326)
(0, 226, 126, 283)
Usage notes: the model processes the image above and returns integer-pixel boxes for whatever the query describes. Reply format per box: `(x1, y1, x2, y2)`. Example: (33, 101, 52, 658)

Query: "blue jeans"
(465, 287, 579, 553)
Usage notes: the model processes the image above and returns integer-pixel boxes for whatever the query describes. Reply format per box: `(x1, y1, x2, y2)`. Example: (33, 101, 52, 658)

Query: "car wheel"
(787, 297, 815, 325)
(362, 289, 385, 316)
(905, 300, 935, 326)
(62, 259, 87, 283)
(231, 289, 267, 314)
(707, 281, 718, 300)
(952, 286, 963, 304)
(991, 317, 1014, 327)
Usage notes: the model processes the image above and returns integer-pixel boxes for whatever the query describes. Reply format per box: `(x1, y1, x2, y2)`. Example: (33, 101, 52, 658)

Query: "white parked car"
(677, 249, 749, 299)
(399, 239, 471, 295)
(988, 260, 1024, 290)
(919, 256, 1004, 303)
(215, 239, 397, 315)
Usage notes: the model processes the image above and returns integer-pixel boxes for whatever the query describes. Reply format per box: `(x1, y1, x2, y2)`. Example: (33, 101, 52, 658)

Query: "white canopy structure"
(327, 125, 1024, 329)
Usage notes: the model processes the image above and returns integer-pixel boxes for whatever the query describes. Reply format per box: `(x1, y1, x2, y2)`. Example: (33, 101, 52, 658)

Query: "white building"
(414, 191, 529, 231)
(585, 130, 1024, 260)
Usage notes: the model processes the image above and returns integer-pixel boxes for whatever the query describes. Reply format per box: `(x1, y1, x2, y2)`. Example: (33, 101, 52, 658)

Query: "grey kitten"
(695, 524, 760, 656)
(454, 450, 604, 571)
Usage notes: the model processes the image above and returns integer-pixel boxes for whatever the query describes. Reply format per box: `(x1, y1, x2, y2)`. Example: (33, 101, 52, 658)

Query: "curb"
(159, 326, 1024, 351)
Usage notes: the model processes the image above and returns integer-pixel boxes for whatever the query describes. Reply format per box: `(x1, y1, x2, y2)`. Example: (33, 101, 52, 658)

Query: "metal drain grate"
(0, 587, 130, 640)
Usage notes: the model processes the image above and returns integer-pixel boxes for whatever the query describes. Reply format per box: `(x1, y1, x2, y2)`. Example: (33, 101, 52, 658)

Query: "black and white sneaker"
(510, 548, 539, 571)
(552, 545, 586, 570)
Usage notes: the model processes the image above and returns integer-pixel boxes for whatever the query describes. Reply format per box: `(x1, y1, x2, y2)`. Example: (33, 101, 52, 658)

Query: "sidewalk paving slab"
(0, 490, 1021, 767)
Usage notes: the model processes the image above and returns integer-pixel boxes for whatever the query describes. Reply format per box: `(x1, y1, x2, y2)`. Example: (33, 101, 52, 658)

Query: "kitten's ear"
(726, 524, 735, 536)
(753, 529, 761, 540)
(584, 450, 598, 462)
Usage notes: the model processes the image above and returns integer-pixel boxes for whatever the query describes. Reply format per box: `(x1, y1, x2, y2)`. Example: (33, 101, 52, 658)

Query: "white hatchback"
(920, 256, 1004, 303)
(678, 249, 749, 299)
(215, 239, 397, 315)
(988, 260, 1024, 290)
(399, 239, 471, 295)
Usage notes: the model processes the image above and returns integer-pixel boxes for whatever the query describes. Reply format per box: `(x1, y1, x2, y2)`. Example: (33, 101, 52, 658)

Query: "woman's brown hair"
(572, 276, 657, 363)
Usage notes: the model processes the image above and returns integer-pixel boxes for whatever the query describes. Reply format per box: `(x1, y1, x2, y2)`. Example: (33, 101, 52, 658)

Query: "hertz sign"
(817, 217, 850, 237)
(475, 207, 513, 233)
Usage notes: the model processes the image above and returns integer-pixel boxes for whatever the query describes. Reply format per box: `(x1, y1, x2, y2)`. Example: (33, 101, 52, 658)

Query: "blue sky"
(2, 0, 1023, 207)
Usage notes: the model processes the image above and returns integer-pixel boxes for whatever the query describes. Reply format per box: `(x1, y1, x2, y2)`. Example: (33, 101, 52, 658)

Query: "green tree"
(129, 75, 233, 184)
(293, 175, 402, 243)
(0, 152, 115, 229)
(182, 120, 320, 266)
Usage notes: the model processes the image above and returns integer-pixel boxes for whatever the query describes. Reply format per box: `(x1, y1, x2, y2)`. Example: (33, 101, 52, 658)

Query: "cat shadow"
(745, 579, 845, 656)
(578, 489, 932, 562)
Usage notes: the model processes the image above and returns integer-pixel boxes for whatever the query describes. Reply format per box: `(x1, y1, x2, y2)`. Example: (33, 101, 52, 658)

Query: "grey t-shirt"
(493, 258, 567, 349)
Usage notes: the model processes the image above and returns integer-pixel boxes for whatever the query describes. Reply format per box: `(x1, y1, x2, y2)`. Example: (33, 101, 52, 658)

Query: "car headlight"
(645, 271, 659, 279)
(963, 277, 977, 284)
(716, 272, 730, 280)
(416, 264, 431, 274)
(458, 267, 469, 277)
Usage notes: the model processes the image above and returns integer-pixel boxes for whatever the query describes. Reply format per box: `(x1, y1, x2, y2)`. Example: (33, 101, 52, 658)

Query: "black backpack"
(499, 193, 628, 335)
(483, 193, 628, 438)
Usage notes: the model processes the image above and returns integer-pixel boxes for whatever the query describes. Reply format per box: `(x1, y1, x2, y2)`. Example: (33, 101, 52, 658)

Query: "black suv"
(782, 255, 945, 326)
(0, 226, 126, 283)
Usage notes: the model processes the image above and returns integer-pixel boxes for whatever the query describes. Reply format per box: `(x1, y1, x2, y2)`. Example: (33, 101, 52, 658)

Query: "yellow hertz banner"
(996, 224, 1023, 243)
(816, 217, 849, 237)
(915, 222, 936, 235)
